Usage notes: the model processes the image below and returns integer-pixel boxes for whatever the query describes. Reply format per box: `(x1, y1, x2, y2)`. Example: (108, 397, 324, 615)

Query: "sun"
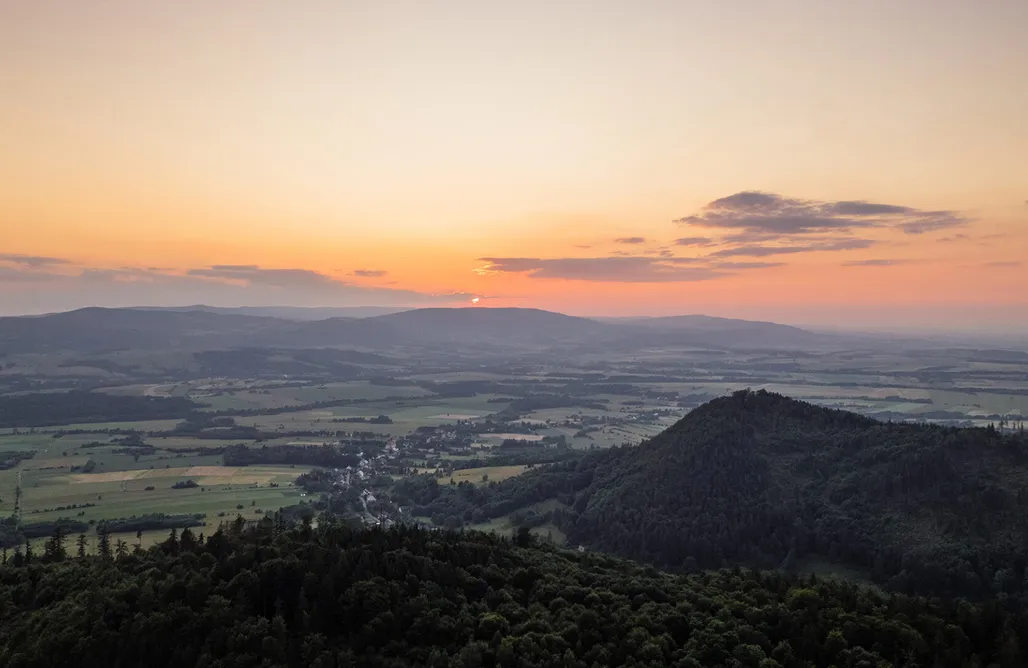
(471, 297, 480, 304)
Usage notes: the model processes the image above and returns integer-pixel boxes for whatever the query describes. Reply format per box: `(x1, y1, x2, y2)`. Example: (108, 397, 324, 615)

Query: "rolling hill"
(0, 307, 283, 354)
(601, 314, 833, 348)
(413, 390, 1028, 598)
(0, 305, 842, 355)
(131, 304, 411, 320)
(563, 390, 1028, 596)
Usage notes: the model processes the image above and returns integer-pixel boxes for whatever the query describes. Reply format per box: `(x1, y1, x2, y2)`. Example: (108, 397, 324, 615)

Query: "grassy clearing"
(449, 465, 527, 485)
(466, 517, 567, 546)
(467, 516, 513, 534)
(529, 523, 567, 546)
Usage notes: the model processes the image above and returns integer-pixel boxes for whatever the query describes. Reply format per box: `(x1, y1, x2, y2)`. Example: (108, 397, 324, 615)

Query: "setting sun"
(0, 1, 1024, 329)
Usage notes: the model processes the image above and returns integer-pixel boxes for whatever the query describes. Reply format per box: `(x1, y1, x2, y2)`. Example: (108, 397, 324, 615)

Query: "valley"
(1, 306, 1026, 572)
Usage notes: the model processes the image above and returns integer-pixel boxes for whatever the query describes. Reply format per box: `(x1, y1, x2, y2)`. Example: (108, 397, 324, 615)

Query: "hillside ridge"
(408, 390, 1028, 599)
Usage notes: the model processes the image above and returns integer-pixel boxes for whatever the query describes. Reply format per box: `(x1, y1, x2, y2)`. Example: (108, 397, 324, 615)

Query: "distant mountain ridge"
(0, 305, 845, 355)
(129, 305, 412, 320)
(598, 314, 829, 348)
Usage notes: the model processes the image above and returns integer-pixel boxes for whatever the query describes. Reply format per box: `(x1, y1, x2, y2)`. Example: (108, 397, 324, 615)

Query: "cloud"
(673, 237, 715, 247)
(0, 253, 71, 268)
(188, 266, 340, 289)
(209, 264, 259, 271)
(842, 259, 917, 267)
(712, 261, 785, 270)
(660, 257, 707, 264)
(675, 191, 966, 236)
(613, 237, 647, 245)
(830, 201, 913, 215)
(81, 267, 178, 283)
(0, 263, 473, 314)
(983, 261, 1021, 268)
(477, 256, 726, 283)
(938, 234, 970, 243)
(352, 269, 388, 277)
(710, 238, 876, 257)
(897, 214, 966, 235)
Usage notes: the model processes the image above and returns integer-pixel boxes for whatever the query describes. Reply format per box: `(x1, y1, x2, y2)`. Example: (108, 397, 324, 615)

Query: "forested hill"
(563, 390, 1028, 597)
(404, 390, 1028, 599)
(1, 522, 1026, 667)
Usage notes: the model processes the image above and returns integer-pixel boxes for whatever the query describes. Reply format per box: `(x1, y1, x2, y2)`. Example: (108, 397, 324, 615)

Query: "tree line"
(0, 518, 1025, 667)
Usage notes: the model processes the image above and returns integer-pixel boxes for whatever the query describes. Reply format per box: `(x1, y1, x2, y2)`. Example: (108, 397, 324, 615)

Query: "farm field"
(448, 465, 528, 485)
(1, 335, 1026, 557)
(239, 394, 513, 437)
(4, 461, 311, 524)
(193, 381, 433, 412)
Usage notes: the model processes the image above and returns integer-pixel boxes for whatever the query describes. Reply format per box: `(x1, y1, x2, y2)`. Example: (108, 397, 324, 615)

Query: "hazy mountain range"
(0, 306, 869, 355)
(0, 305, 1016, 356)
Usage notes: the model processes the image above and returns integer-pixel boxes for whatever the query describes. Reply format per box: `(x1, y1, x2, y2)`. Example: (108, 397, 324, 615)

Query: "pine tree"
(47, 527, 67, 561)
(76, 533, 88, 558)
(98, 527, 112, 560)
(164, 527, 179, 554)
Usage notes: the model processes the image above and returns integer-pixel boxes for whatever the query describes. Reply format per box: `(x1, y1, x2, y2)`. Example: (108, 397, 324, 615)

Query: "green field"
(449, 465, 528, 485)
(6, 461, 311, 527)
(195, 381, 434, 412)
(0, 423, 313, 534)
(239, 394, 513, 437)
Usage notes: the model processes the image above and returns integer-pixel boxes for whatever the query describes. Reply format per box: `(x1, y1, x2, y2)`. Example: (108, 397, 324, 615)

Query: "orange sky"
(1, 1, 1026, 328)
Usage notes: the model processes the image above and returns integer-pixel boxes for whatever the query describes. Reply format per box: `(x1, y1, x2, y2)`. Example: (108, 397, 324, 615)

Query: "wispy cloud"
(938, 234, 970, 243)
(675, 191, 967, 236)
(613, 236, 647, 245)
(477, 256, 727, 283)
(0, 261, 473, 313)
(842, 259, 917, 267)
(0, 254, 72, 269)
(710, 238, 876, 257)
(983, 260, 1021, 268)
(713, 261, 786, 269)
(476, 255, 785, 283)
(188, 266, 340, 289)
(352, 269, 388, 277)
(673, 237, 715, 247)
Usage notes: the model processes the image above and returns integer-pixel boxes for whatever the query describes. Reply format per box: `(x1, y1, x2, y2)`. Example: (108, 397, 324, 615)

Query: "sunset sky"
(2, 1, 1026, 330)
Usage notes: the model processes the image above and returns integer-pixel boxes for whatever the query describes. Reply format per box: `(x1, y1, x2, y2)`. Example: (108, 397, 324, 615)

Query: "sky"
(2, 0, 1026, 330)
